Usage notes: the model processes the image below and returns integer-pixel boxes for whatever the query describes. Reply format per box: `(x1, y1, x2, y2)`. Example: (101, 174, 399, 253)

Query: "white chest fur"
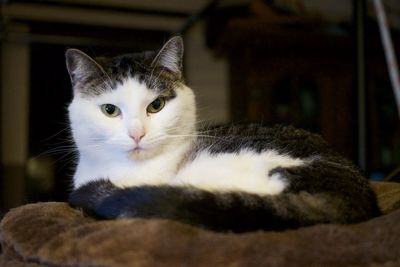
(73, 142, 191, 188)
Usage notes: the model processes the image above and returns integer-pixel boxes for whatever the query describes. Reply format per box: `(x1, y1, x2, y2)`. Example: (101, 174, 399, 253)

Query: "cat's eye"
(101, 104, 121, 117)
(147, 97, 166, 114)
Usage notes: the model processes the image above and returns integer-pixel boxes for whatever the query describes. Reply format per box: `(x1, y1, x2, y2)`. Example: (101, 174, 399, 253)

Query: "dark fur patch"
(96, 52, 181, 97)
(69, 178, 380, 233)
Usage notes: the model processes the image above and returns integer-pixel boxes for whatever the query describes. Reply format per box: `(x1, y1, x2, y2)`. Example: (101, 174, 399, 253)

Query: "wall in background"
(186, 23, 229, 124)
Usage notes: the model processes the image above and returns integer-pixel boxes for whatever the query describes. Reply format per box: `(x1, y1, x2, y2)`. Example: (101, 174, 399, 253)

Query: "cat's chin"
(127, 147, 155, 161)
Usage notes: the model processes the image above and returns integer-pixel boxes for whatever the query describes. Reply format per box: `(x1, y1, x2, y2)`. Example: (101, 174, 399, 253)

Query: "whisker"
(41, 127, 72, 142)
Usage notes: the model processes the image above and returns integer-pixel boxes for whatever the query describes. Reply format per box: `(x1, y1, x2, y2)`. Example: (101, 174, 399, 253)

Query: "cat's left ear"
(65, 48, 105, 88)
(152, 36, 183, 78)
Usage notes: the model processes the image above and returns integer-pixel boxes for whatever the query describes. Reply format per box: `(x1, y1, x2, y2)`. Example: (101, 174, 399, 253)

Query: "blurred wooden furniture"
(214, 4, 400, 175)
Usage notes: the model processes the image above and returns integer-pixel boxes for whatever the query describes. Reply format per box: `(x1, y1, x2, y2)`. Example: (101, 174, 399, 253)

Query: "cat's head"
(66, 36, 196, 161)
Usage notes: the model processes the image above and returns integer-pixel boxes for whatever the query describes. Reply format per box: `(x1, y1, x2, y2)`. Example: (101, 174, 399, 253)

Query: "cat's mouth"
(127, 146, 148, 157)
(128, 147, 144, 153)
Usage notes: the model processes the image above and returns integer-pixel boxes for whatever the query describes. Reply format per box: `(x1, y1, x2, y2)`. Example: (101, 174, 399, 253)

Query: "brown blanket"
(1, 182, 400, 267)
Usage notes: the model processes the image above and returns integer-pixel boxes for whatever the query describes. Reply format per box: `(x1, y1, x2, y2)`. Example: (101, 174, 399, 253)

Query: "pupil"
(152, 99, 161, 109)
(106, 104, 115, 114)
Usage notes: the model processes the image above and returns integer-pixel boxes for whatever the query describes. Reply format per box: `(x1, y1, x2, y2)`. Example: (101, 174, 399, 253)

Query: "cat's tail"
(69, 179, 380, 232)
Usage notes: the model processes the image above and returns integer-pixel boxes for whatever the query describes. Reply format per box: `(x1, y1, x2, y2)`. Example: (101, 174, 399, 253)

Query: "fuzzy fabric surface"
(1, 182, 400, 267)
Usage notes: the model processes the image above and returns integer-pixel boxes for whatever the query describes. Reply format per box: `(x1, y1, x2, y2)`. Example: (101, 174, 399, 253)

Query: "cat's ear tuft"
(152, 36, 183, 77)
(65, 49, 104, 87)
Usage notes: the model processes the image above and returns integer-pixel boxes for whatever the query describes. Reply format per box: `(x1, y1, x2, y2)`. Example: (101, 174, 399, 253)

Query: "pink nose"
(129, 132, 145, 143)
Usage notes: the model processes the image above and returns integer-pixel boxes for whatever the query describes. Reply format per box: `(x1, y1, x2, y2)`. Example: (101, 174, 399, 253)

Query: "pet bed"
(1, 182, 400, 267)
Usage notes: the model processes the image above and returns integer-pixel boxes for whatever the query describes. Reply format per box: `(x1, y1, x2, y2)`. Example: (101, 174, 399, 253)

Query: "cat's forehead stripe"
(98, 55, 180, 96)
(78, 69, 179, 99)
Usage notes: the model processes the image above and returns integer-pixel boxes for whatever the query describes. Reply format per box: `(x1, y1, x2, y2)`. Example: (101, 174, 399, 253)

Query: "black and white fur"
(67, 37, 381, 232)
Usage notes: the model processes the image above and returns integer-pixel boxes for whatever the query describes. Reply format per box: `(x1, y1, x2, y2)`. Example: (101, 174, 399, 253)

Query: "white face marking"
(69, 77, 196, 188)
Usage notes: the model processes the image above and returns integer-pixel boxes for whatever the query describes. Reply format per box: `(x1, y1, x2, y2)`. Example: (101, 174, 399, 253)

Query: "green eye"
(147, 97, 165, 114)
(101, 104, 120, 117)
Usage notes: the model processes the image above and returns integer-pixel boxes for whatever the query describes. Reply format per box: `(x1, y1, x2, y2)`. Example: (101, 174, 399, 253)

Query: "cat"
(67, 36, 381, 232)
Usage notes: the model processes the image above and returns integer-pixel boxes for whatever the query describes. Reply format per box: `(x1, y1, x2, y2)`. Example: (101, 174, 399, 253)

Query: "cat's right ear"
(151, 36, 183, 78)
(65, 49, 104, 88)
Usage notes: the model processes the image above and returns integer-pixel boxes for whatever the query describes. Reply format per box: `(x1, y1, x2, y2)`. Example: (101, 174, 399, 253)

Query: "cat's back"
(195, 124, 340, 159)
(173, 124, 345, 196)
